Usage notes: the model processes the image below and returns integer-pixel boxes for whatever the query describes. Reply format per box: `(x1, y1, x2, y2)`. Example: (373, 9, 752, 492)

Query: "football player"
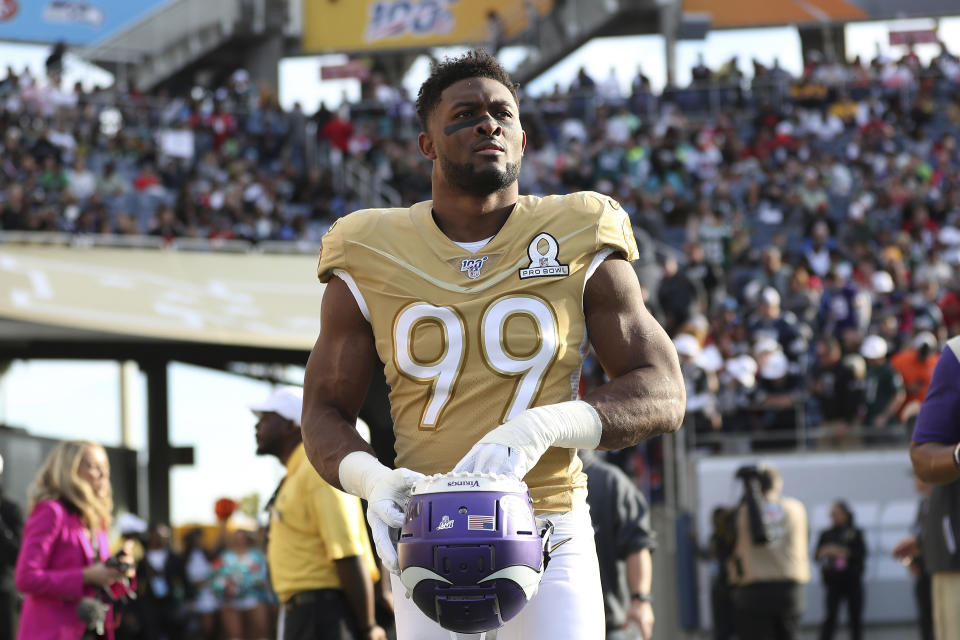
(301, 49, 685, 639)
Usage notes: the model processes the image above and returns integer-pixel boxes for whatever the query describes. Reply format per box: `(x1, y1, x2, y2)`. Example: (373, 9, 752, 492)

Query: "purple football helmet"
(397, 473, 547, 634)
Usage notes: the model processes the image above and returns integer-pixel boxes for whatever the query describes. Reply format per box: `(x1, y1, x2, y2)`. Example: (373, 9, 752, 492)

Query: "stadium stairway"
(510, 0, 665, 87)
(81, 0, 288, 91)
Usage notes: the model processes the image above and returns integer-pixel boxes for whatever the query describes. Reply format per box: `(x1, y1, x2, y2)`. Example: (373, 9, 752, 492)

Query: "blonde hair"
(28, 440, 113, 531)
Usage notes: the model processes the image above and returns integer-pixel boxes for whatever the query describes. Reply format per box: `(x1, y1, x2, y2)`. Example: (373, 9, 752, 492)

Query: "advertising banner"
(0, 0, 172, 45)
(303, 0, 552, 53)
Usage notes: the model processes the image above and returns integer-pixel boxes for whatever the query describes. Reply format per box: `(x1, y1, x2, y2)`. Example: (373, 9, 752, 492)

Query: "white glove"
(452, 400, 603, 480)
(339, 451, 424, 574)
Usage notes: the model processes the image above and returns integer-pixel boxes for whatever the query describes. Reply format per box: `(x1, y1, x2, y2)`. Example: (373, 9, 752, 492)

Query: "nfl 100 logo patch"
(460, 256, 489, 279)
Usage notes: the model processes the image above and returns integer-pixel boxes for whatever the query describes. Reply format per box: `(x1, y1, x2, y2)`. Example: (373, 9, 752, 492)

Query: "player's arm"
(583, 257, 685, 449)
(910, 442, 960, 485)
(333, 556, 385, 640)
(625, 548, 654, 639)
(302, 276, 423, 574)
(301, 275, 378, 489)
(909, 347, 960, 486)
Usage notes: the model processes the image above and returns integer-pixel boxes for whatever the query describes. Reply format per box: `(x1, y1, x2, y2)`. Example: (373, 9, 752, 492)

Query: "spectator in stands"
(891, 332, 940, 425)
(0, 183, 27, 230)
(581, 450, 656, 640)
(749, 287, 809, 375)
(691, 54, 712, 86)
(675, 333, 720, 446)
(657, 255, 702, 334)
(683, 241, 724, 312)
(753, 350, 801, 450)
(782, 266, 820, 327)
(44, 42, 66, 79)
(812, 337, 866, 447)
(718, 354, 758, 435)
(860, 335, 906, 440)
(66, 155, 96, 201)
(815, 501, 867, 640)
(754, 247, 792, 298)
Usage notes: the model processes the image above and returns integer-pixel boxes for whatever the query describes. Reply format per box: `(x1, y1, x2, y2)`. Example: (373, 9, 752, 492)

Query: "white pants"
(390, 505, 605, 640)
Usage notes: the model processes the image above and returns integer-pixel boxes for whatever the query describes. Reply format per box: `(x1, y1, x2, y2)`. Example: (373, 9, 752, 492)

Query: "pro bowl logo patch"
(519, 233, 569, 279)
(0, 0, 18, 22)
(460, 256, 488, 279)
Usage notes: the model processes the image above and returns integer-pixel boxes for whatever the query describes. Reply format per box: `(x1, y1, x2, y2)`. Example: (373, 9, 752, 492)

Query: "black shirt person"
(814, 501, 867, 640)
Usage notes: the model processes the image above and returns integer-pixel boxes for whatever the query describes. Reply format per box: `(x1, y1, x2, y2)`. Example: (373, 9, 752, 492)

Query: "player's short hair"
(415, 48, 520, 131)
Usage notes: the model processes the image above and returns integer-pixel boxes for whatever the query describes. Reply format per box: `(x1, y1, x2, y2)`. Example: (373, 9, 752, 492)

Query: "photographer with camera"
(15, 440, 135, 640)
(728, 464, 810, 640)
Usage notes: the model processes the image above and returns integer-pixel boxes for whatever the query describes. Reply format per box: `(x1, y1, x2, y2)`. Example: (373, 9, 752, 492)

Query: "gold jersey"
(317, 192, 639, 512)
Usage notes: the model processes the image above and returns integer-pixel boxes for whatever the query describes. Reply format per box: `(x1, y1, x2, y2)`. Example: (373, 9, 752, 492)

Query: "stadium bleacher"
(2, 45, 960, 455)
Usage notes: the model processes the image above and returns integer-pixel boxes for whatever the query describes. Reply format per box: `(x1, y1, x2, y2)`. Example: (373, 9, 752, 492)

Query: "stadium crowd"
(2, 43, 960, 454)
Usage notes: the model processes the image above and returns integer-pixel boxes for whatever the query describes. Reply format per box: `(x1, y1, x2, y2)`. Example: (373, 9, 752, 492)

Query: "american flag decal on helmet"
(467, 515, 496, 531)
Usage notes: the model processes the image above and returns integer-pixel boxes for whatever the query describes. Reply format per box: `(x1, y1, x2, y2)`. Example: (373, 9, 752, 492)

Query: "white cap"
(913, 331, 937, 350)
(726, 355, 758, 388)
(760, 350, 789, 380)
(871, 271, 894, 294)
(673, 334, 701, 358)
(939, 226, 960, 246)
(760, 287, 781, 307)
(249, 386, 304, 425)
(117, 512, 148, 535)
(697, 344, 724, 372)
(835, 262, 853, 282)
(860, 335, 888, 359)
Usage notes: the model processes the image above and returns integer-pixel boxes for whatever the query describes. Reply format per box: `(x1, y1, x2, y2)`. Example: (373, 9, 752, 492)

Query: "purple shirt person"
(909, 335, 960, 640)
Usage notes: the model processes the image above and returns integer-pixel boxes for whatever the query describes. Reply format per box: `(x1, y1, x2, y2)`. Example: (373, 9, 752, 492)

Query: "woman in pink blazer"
(15, 440, 132, 640)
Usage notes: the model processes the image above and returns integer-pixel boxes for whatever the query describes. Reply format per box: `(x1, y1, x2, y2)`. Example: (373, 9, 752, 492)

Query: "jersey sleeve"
(594, 193, 639, 261)
(316, 218, 347, 283)
(912, 342, 960, 444)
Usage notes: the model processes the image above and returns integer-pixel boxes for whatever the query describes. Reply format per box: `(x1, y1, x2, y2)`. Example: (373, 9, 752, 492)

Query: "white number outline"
(393, 294, 560, 429)
(480, 294, 560, 423)
(393, 302, 467, 429)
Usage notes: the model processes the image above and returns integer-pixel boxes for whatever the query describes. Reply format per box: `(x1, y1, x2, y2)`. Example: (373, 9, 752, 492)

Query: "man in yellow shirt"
(250, 386, 386, 640)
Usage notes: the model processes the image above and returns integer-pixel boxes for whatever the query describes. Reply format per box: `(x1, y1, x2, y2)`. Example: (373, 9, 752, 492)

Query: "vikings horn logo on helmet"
(397, 472, 548, 634)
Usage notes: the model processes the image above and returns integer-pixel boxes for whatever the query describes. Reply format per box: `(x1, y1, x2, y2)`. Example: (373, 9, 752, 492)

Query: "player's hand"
(366, 467, 424, 574)
(452, 443, 533, 480)
(366, 624, 388, 640)
(892, 536, 919, 564)
(82, 563, 125, 587)
(627, 600, 655, 640)
(452, 401, 603, 480)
